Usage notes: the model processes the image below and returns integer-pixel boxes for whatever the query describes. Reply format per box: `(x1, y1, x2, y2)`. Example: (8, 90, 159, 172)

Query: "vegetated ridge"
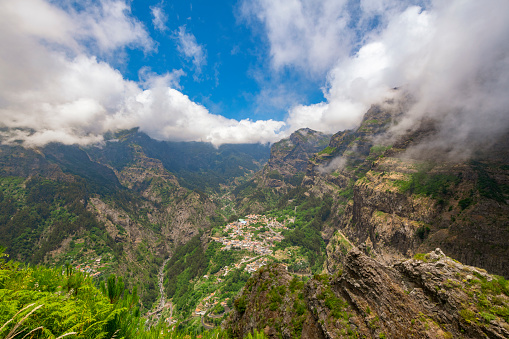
(0, 97, 509, 338)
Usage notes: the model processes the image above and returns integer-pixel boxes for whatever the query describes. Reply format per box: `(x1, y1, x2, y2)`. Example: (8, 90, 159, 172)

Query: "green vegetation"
(416, 225, 431, 240)
(369, 145, 392, 156)
(394, 163, 460, 199)
(317, 146, 336, 155)
(312, 274, 355, 335)
(413, 253, 434, 262)
(163, 234, 252, 331)
(472, 161, 508, 203)
(163, 235, 208, 317)
(233, 265, 309, 338)
(331, 231, 352, 257)
(271, 192, 331, 274)
(459, 273, 509, 325)
(0, 177, 121, 264)
(363, 119, 380, 125)
(0, 246, 265, 338)
(458, 197, 473, 210)
(267, 170, 283, 181)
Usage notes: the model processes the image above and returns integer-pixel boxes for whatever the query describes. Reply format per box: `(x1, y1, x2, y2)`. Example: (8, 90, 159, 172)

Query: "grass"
(317, 146, 336, 155)
(394, 163, 460, 199)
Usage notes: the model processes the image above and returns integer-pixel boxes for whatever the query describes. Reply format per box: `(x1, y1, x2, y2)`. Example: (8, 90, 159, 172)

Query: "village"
(187, 214, 292, 320)
(210, 214, 289, 256)
(73, 256, 109, 277)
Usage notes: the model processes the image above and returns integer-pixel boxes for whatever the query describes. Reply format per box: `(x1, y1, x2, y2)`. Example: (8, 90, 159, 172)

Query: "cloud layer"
(175, 26, 207, 76)
(1, 0, 508, 152)
(0, 0, 284, 147)
(253, 0, 509, 155)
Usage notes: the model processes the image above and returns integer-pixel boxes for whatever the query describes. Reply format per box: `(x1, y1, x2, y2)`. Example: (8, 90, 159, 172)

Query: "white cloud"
(134, 83, 285, 146)
(0, 0, 286, 147)
(151, 3, 168, 32)
(2, 0, 509, 154)
(175, 26, 207, 75)
(248, 0, 509, 155)
(241, 0, 351, 75)
(74, 0, 154, 54)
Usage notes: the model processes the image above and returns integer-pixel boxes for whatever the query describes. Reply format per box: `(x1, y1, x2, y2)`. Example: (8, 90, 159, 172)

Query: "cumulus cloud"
(151, 3, 168, 32)
(133, 75, 285, 146)
(2, 0, 508, 153)
(0, 0, 286, 147)
(175, 26, 207, 75)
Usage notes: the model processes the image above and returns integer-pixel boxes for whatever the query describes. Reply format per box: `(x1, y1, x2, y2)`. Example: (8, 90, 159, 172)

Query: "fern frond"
(0, 302, 36, 334)
(5, 304, 43, 339)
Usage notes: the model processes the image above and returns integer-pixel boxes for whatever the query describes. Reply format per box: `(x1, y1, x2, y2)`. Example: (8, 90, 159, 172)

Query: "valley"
(0, 103, 508, 338)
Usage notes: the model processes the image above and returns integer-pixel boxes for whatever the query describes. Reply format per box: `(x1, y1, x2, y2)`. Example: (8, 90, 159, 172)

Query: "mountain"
(1, 98, 509, 337)
(225, 248, 509, 338)
(87, 128, 271, 192)
(267, 128, 331, 181)
(0, 132, 270, 309)
(232, 128, 330, 214)
(304, 108, 509, 278)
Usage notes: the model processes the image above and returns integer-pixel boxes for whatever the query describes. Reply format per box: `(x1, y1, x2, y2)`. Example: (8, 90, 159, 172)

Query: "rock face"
(233, 128, 331, 214)
(227, 249, 509, 338)
(270, 128, 331, 174)
(325, 140, 509, 278)
(225, 264, 323, 339)
(279, 101, 509, 279)
(263, 128, 330, 188)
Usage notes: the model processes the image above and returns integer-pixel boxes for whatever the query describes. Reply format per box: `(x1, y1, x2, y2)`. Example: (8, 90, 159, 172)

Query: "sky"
(0, 0, 508, 148)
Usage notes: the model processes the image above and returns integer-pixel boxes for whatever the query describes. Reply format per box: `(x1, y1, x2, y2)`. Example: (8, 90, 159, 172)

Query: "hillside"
(0, 98, 508, 337)
(233, 128, 331, 214)
(0, 133, 270, 310)
(226, 248, 509, 338)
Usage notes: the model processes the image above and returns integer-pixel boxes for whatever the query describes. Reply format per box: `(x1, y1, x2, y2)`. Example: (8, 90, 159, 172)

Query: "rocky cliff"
(322, 124, 509, 278)
(233, 128, 330, 214)
(268, 128, 330, 178)
(227, 248, 509, 338)
(278, 100, 509, 279)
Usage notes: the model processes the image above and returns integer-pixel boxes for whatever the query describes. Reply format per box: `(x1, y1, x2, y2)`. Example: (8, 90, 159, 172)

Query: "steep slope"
(226, 248, 509, 338)
(0, 138, 222, 308)
(323, 123, 509, 278)
(88, 128, 270, 192)
(267, 128, 330, 184)
(233, 128, 330, 214)
(254, 100, 509, 279)
(225, 264, 322, 339)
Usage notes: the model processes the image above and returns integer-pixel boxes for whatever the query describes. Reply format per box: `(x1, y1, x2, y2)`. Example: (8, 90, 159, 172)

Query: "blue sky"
(0, 0, 508, 148)
(123, 0, 326, 121)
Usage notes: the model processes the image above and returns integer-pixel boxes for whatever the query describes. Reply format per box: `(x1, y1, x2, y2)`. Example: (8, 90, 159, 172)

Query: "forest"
(0, 246, 268, 338)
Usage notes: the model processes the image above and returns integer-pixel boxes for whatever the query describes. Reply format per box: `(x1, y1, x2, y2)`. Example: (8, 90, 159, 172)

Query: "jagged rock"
(226, 249, 509, 338)
(263, 128, 330, 189)
(225, 264, 318, 339)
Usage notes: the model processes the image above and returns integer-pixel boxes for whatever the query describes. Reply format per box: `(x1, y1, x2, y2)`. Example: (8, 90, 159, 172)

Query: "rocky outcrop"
(281, 101, 509, 279)
(226, 264, 320, 339)
(233, 128, 331, 213)
(264, 128, 330, 188)
(305, 103, 398, 183)
(227, 249, 509, 338)
(326, 154, 509, 278)
(270, 128, 331, 173)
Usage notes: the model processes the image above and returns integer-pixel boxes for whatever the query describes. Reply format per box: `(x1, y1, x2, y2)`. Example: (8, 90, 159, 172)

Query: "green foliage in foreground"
(0, 247, 254, 339)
